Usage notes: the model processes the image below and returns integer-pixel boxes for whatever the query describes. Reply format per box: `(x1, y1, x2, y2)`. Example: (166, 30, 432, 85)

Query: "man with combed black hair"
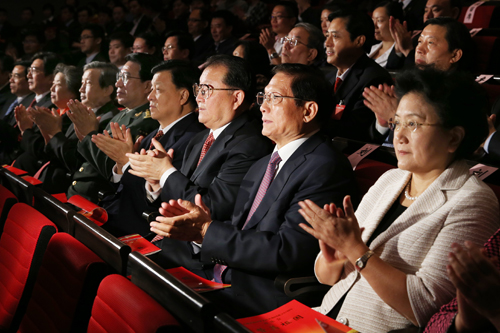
(207, 10, 238, 56)
(95, 60, 206, 237)
(149, 63, 359, 318)
(77, 24, 108, 67)
(127, 55, 272, 269)
(108, 31, 134, 69)
(162, 30, 194, 62)
(323, 9, 392, 143)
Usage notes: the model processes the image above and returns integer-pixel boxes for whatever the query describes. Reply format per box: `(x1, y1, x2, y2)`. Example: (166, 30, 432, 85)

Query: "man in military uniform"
(77, 53, 159, 181)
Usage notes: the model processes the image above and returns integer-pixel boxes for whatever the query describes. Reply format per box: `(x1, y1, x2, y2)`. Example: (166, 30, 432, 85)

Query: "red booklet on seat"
(237, 300, 358, 333)
(165, 267, 231, 293)
(118, 234, 161, 256)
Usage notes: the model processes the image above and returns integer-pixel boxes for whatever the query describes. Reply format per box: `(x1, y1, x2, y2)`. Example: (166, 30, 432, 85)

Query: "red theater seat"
(0, 203, 57, 332)
(459, 3, 500, 29)
(17, 233, 108, 333)
(0, 184, 17, 234)
(87, 274, 181, 333)
(354, 159, 396, 196)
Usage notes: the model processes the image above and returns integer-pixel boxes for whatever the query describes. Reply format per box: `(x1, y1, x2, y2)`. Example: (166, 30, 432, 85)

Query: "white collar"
(209, 122, 231, 140)
(159, 112, 193, 134)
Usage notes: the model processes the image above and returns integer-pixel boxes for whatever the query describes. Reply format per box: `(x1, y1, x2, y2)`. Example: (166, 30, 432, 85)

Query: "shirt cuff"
(160, 167, 177, 188)
(484, 131, 496, 154)
(375, 121, 390, 135)
(145, 181, 162, 202)
(191, 241, 202, 254)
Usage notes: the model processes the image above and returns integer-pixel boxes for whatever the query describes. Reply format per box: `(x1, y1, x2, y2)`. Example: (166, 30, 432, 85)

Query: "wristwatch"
(355, 250, 375, 271)
(269, 52, 279, 60)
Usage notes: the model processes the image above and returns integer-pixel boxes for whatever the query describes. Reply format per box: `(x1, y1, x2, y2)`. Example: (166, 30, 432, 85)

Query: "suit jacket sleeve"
(77, 115, 158, 179)
(45, 129, 83, 173)
(200, 148, 357, 275)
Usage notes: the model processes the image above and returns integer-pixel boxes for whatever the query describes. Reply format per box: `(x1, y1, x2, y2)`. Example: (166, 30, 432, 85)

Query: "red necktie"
(213, 152, 282, 283)
(197, 132, 215, 166)
(334, 77, 342, 93)
(29, 98, 36, 108)
(149, 130, 164, 149)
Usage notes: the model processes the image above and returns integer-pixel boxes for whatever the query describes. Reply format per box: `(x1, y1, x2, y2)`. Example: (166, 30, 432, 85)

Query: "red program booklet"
(118, 234, 161, 256)
(166, 266, 231, 293)
(237, 300, 358, 333)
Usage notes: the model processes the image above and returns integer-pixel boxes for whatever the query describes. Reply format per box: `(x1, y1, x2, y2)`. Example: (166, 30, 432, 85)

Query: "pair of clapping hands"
(15, 100, 100, 143)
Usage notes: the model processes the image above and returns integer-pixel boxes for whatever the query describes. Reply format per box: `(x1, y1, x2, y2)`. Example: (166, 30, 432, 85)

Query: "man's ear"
(95, 37, 102, 46)
(307, 48, 318, 63)
(303, 101, 318, 124)
(355, 35, 366, 48)
(450, 49, 463, 65)
(232, 90, 245, 109)
(179, 88, 190, 105)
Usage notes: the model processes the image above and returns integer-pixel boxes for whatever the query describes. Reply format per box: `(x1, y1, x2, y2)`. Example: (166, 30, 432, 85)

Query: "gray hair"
(295, 22, 325, 60)
(83, 61, 119, 100)
(54, 63, 83, 99)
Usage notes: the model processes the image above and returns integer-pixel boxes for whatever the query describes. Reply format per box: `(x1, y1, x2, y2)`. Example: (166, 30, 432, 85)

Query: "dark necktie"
(334, 77, 342, 93)
(149, 130, 164, 150)
(213, 152, 282, 283)
(4, 99, 19, 119)
(197, 132, 215, 166)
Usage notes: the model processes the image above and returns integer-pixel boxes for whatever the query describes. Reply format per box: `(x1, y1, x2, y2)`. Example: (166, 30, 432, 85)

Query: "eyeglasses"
(256, 92, 305, 105)
(9, 73, 25, 80)
(270, 15, 291, 21)
(388, 119, 441, 132)
(162, 45, 175, 52)
(193, 83, 238, 99)
(116, 72, 141, 85)
(80, 35, 94, 41)
(28, 67, 43, 75)
(280, 36, 309, 48)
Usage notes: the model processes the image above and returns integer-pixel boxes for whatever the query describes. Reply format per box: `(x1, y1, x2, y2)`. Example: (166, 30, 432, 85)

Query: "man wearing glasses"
(77, 53, 159, 184)
(12, 52, 59, 175)
(0, 60, 34, 165)
(149, 63, 358, 318)
(127, 55, 272, 269)
(77, 24, 108, 68)
(280, 23, 324, 66)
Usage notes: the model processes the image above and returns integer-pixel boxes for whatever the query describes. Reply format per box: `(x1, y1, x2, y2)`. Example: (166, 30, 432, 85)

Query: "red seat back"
(459, 5, 496, 28)
(17, 232, 107, 333)
(87, 274, 180, 333)
(0, 184, 17, 234)
(355, 159, 396, 196)
(472, 35, 498, 74)
(0, 203, 57, 331)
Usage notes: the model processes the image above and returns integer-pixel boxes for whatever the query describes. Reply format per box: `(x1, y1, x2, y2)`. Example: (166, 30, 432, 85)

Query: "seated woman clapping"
(299, 68, 500, 332)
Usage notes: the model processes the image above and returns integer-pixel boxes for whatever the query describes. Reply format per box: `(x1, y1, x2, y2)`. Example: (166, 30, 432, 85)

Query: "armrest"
(274, 274, 330, 307)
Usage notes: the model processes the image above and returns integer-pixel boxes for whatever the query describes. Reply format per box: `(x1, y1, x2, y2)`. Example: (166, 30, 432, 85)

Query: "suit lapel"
(336, 56, 365, 101)
(190, 112, 249, 182)
(367, 160, 470, 249)
(242, 134, 323, 230)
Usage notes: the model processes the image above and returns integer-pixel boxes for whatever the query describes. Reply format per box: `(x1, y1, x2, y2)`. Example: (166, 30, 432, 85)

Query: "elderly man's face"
(28, 59, 53, 94)
(196, 65, 239, 130)
(415, 24, 459, 71)
(10, 65, 30, 96)
(79, 68, 112, 108)
(281, 27, 315, 65)
(260, 72, 308, 148)
(116, 61, 148, 109)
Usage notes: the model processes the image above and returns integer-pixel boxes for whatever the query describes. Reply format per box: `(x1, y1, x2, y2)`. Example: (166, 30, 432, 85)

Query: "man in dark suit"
(206, 11, 238, 57)
(188, 9, 213, 65)
(94, 60, 205, 237)
(0, 61, 34, 165)
(0, 55, 15, 115)
(128, 0, 152, 36)
(323, 9, 393, 143)
(127, 55, 272, 268)
(13, 52, 59, 174)
(77, 53, 159, 181)
(150, 64, 359, 318)
(77, 24, 109, 68)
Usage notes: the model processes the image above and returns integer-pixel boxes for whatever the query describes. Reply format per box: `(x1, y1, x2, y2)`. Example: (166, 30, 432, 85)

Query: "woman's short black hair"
(374, 1, 404, 22)
(272, 63, 334, 125)
(395, 68, 488, 160)
(54, 63, 83, 99)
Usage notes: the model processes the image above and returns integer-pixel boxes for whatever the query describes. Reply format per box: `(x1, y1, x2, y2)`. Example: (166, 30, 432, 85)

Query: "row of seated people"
(1, 7, 500, 332)
(1, 48, 500, 332)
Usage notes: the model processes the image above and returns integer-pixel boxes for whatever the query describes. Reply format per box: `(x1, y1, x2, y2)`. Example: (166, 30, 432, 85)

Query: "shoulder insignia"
(143, 109, 151, 119)
(134, 111, 143, 117)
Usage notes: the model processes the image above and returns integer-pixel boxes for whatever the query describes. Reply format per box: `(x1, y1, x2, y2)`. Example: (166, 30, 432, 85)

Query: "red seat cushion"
(459, 5, 495, 28)
(355, 159, 396, 196)
(87, 274, 180, 333)
(0, 203, 57, 331)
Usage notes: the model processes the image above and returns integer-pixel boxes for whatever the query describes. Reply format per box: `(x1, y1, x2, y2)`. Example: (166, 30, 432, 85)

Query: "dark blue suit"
(102, 112, 205, 237)
(198, 133, 359, 317)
